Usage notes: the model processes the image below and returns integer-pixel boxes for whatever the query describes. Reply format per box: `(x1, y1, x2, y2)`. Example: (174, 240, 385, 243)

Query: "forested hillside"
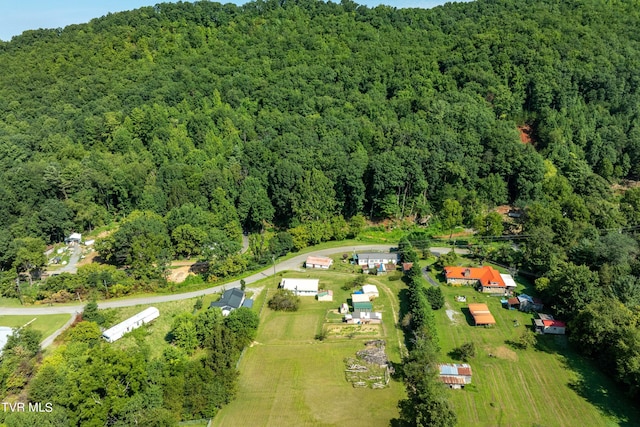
(2, 0, 640, 412)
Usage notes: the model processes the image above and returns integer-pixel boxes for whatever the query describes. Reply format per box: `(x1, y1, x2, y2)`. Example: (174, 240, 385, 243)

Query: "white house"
(355, 252, 399, 269)
(346, 310, 382, 324)
(102, 307, 160, 343)
(0, 327, 13, 356)
(280, 278, 319, 296)
(305, 256, 333, 269)
(66, 233, 82, 245)
(362, 284, 379, 299)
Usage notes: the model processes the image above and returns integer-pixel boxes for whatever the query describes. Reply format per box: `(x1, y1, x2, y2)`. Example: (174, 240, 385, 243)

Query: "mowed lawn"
(0, 314, 71, 339)
(213, 270, 406, 427)
(436, 284, 640, 427)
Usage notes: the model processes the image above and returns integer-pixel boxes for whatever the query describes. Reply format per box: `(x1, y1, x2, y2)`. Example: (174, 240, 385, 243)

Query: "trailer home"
(102, 307, 159, 343)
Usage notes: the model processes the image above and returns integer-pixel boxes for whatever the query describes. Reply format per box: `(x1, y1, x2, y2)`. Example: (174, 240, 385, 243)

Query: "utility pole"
(272, 255, 277, 288)
(15, 275, 23, 305)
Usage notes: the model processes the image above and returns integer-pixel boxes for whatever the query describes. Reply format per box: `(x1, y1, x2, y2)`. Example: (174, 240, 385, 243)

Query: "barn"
(102, 307, 160, 343)
(438, 363, 473, 389)
(467, 303, 496, 326)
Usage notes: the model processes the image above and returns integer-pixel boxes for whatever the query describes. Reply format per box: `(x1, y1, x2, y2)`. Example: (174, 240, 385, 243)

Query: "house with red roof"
(444, 266, 510, 294)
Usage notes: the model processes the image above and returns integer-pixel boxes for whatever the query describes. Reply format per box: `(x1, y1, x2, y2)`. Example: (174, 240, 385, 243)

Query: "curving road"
(0, 245, 467, 315)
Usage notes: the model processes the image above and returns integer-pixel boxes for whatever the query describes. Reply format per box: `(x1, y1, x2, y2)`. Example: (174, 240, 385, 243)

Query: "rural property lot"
(213, 270, 406, 427)
(436, 285, 640, 426)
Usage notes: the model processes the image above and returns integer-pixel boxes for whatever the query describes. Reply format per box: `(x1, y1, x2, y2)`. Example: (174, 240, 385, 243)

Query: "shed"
(353, 301, 373, 312)
(280, 278, 319, 296)
(317, 290, 333, 302)
(339, 303, 349, 314)
(102, 307, 159, 343)
(517, 294, 543, 312)
(66, 233, 82, 245)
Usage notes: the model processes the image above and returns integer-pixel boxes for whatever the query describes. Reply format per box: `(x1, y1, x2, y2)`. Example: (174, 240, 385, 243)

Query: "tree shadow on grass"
(397, 288, 411, 349)
(535, 335, 640, 426)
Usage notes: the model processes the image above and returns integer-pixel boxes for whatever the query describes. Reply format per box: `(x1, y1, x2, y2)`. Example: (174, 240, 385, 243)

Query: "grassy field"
(0, 314, 71, 339)
(434, 283, 640, 426)
(213, 270, 407, 427)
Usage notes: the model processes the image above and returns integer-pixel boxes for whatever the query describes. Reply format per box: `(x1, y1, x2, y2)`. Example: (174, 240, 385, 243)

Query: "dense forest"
(2, 0, 640, 422)
(0, 304, 259, 426)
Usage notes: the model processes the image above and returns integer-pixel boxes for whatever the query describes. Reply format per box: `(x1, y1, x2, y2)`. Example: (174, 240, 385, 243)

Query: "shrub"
(268, 289, 300, 311)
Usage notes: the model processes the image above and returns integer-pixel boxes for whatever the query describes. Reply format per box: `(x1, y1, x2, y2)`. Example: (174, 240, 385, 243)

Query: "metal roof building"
(102, 307, 159, 343)
(280, 278, 319, 296)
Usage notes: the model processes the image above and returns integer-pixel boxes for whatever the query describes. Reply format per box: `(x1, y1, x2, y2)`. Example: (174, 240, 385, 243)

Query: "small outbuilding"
(305, 256, 333, 269)
(317, 290, 333, 302)
(339, 303, 349, 314)
(506, 297, 520, 310)
(66, 233, 82, 245)
(517, 294, 543, 312)
(438, 363, 472, 389)
(402, 262, 414, 274)
(280, 278, 319, 296)
(102, 307, 159, 343)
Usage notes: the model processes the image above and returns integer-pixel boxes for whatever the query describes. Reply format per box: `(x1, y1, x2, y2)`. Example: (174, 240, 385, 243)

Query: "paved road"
(40, 314, 76, 348)
(0, 245, 468, 315)
(0, 244, 394, 315)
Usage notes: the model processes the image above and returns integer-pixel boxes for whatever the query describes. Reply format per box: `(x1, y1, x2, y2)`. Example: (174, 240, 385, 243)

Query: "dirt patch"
(168, 266, 193, 283)
(611, 179, 640, 194)
(76, 250, 100, 267)
(446, 309, 458, 324)
(434, 229, 475, 239)
(493, 345, 518, 361)
(518, 124, 533, 145)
